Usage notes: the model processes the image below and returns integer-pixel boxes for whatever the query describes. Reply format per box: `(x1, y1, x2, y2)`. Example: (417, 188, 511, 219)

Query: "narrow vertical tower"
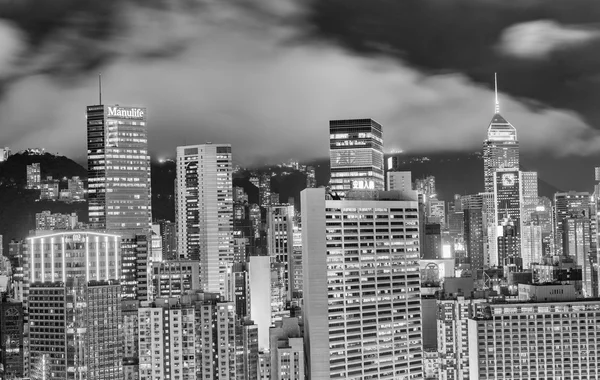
(483, 74, 519, 193)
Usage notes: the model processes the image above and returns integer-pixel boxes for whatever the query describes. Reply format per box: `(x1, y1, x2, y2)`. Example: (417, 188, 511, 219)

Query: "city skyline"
(1, 1, 600, 193)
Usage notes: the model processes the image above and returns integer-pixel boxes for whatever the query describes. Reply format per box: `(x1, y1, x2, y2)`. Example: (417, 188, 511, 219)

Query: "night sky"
(1, 0, 600, 191)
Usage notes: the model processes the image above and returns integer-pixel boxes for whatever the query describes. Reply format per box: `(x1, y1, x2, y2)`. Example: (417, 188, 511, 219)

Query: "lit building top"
(26, 231, 121, 283)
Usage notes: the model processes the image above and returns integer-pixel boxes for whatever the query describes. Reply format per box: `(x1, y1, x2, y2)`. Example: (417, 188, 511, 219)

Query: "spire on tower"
(99, 73, 102, 105)
(494, 72, 500, 114)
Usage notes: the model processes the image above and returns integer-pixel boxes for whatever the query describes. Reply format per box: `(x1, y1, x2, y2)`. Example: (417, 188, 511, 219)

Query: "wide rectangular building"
(468, 299, 600, 380)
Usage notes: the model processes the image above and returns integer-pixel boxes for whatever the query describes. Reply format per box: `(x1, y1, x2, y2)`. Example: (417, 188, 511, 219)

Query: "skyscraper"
(554, 191, 592, 256)
(176, 144, 234, 295)
(329, 119, 384, 195)
(267, 204, 294, 300)
(86, 104, 152, 231)
(483, 75, 519, 193)
(302, 188, 423, 379)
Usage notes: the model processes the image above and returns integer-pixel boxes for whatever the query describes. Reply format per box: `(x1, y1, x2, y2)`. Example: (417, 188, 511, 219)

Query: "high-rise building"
(120, 233, 149, 301)
(0, 298, 24, 379)
(122, 300, 139, 380)
(302, 188, 423, 379)
(86, 104, 152, 231)
(305, 166, 316, 188)
(175, 144, 233, 295)
(329, 119, 384, 195)
(428, 199, 446, 226)
(493, 169, 522, 267)
(564, 216, 594, 296)
(267, 204, 294, 300)
(463, 196, 485, 270)
(423, 223, 442, 260)
(554, 191, 591, 256)
(438, 296, 486, 380)
(290, 225, 303, 300)
(25, 231, 122, 380)
(483, 76, 519, 193)
(387, 171, 412, 192)
(157, 220, 177, 260)
(269, 317, 305, 380)
(148, 260, 200, 301)
(26, 163, 41, 189)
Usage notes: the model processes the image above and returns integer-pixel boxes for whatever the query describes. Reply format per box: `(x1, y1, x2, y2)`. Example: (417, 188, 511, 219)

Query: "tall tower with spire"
(483, 74, 519, 193)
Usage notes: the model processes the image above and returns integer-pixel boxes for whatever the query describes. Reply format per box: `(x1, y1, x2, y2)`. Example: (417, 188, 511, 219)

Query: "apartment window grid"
(324, 205, 423, 380)
(474, 304, 600, 380)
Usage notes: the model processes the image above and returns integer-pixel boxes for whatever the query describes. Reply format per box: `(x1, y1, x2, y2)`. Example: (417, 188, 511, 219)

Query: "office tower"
(121, 233, 149, 301)
(258, 173, 272, 208)
(290, 225, 303, 300)
(329, 119, 384, 195)
(270, 262, 289, 323)
(519, 171, 538, 222)
(156, 220, 177, 260)
(67, 176, 85, 201)
(25, 231, 122, 380)
(427, 199, 445, 227)
(468, 291, 600, 379)
(0, 298, 24, 379)
(497, 215, 521, 269)
(269, 317, 305, 380)
(86, 104, 152, 231)
(7, 240, 24, 301)
(40, 176, 59, 200)
(176, 144, 233, 295)
(520, 221, 543, 269)
(387, 171, 412, 192)
(148, 260, 200, 301)
(423, 223, 442, 259)
(267, 204, 294, 300)
(414, 176, 436, 198)
(302, 188, 423, 379)
(493, 169, 521, 267)
(554, 191, 591, 256)
(122, 300, 139, 380)
(26, 163, 41, 189)
(249, 256, 272, 351)
(306, 166, 316, 188)
(564, 216, 594, 296)
(225, 262, 250, 318)
(35, 211, 78, 230)
(483, 76, 519, 193)
(149, 224, 162, 262)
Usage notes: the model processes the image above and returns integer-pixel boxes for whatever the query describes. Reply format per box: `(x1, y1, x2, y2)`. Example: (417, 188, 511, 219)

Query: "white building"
(468, 299, 600, 379)
(175, 144, 233, 296)
(302, 188, 424, 379)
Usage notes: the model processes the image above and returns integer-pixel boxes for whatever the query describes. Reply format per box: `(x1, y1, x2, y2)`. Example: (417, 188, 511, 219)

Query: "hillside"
(0, 153, 89, 252)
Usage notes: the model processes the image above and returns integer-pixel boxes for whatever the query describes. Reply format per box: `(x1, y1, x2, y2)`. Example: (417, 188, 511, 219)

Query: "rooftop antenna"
(99, 73, 102, 105)
(494, 72, 500, 114)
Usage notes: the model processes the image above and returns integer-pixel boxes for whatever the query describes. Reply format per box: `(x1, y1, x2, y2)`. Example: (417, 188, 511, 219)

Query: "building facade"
(87, 104, 152, 231)
(302, 188, 424, 379)
(329, 119, 384, 195)
(175, 144, 234, 295)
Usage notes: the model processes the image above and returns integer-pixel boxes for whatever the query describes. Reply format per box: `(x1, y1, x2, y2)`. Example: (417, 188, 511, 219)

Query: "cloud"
(2, 0, 600, 167)
(0, 20, 24, 76)
(497, 20, 600, 59)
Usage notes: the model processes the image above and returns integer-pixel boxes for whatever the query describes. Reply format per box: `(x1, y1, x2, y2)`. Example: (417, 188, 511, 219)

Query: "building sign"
(107, 106, 145, 120)
(352, 180, 375, 190)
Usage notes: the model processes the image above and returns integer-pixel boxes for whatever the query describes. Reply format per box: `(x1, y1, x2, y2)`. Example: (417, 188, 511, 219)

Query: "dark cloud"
(307, 0, 600, 125)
